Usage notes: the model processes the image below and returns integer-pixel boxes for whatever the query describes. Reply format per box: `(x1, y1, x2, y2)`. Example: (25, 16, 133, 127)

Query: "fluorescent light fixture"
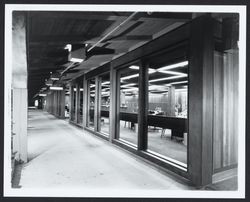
(158, 61, 188, 71)
(149, 75, 187, 83)
(102, 81, 110, 85)
(64, 44, 72, 52)
(50, 86, 63, 90)
(121, 73, 139, 80)
(120, 83, 136, 88)
(39, 94, 47, 97)
(74, 88, 77, 91)
(90, 84, 96, 88)
(149, 68, 156, 74)
(70, 57, 84, 63)
(80, 88, 84, 91)
(129, 65, 140, 70)
(51, 77, 60, 81)
(158, 70, 187, 76)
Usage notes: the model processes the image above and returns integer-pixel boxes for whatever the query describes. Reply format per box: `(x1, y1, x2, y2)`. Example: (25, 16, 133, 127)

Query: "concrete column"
(12, 12, 28, 163)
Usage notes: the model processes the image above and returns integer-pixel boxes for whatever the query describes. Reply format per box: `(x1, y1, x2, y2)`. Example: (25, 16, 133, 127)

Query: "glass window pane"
(77, 79, 84, 125)
(71, 85, 76, 122)
(100, 73, 110, 135)
(88, 78, 95, 129)
(147, 59, 188, 166)
(118, 65, 139, 147)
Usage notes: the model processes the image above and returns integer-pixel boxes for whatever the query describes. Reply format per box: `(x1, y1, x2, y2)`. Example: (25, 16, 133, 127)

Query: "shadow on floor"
(12, 163, 24, 188)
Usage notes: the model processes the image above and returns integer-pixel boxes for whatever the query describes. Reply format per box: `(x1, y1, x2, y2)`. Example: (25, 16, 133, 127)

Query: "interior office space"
(8, 6, 246, 195)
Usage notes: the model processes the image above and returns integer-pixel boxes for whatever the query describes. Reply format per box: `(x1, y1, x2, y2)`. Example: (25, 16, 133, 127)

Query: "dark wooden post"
(75, 82, 79, 123)
(94, 76, 99, 131)
(188, 15, 215, 187)
(110, 65, 117, 141)
(83, 75, 88, 127)
(138, 61, 148, 150)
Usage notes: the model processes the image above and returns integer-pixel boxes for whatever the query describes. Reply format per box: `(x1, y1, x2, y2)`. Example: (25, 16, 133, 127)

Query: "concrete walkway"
(13, 110, 194, 195)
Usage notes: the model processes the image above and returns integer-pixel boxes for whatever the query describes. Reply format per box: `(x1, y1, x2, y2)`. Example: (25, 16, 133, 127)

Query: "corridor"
(13, 110, 194, 191)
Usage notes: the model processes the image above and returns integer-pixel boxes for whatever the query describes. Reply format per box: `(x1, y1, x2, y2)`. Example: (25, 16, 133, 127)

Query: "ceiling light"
(64, 44, 72, 52)
(149, 68, 156, 74)
(121, 73, 139, 80)
(80, 88, 84, 91)
(50, 86, 63, 90)
(70, 57, 84, 63)
(157, 61, 188, 71)
(102, 81, 110, 85)
(39, 94, 47, 97)
(158, 70, 187, 76)
(149, 75, 187, 83)
(129, 65, 140, 70)
(166, 81, 188, 86)
(51, 78, 60, 81)
(120, 83, 136, 88)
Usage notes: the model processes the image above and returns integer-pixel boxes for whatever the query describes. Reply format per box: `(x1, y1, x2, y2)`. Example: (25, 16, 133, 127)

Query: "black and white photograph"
(3, 3, 246, 198)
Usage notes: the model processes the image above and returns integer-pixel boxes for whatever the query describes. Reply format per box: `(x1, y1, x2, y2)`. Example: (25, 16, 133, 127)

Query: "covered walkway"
(13, 110, 194, 190)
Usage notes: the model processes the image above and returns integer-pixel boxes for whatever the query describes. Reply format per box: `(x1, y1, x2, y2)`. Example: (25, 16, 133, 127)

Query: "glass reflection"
(147, 60, 188, 166)
(118, 65, 139, 146)
(88, 78, 95, 129)
(99, 73, 110, 135)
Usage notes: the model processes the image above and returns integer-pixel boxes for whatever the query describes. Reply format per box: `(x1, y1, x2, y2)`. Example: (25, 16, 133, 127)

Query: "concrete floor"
(14, 110, 194, 192)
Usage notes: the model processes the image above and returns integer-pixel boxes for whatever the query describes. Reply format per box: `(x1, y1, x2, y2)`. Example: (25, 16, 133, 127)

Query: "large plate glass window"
(77, 78, 84, 125)
(117, 64, 140, 147)
(87, 78, 95, 129)
(99, 72, 110, 135)
(146, 48, 188, 167)
(71, 84, 76, 122)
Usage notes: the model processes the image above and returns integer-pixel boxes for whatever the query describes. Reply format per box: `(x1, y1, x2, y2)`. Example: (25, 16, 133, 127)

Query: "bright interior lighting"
(90, 84, 96, 88)
(149, 68, 156, 74)
(149, 75, 187, 83)
(64, 44, 72, 52)
(39, 94, 47, 97)
(80, 88, 84, 91)
(158, 70, 187, 76)
(129, 65, 140, 70)
(70, 57, 84, 63)
(102, 81, 110, 85)
(74, 88, 76, 91)
(120, 83, 136, 88)
(121, 73, 139, 80)
(51, 77, 60, 81)
(157, 61, 188, 71)
(50, 86, 63, 90)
